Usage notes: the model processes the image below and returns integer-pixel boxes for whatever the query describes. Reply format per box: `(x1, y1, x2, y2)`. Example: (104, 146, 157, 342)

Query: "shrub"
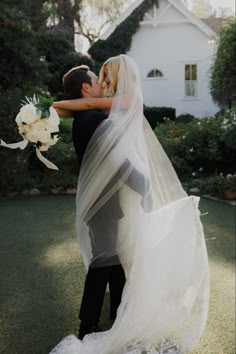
(188, 175, 236, 196)
(176, 113, 195, 122)
(144, 106, 176, 129)
(154, 106, 236, 182)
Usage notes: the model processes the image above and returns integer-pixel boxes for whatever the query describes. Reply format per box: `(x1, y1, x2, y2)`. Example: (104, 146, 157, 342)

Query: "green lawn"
(0, 195, 235, 354)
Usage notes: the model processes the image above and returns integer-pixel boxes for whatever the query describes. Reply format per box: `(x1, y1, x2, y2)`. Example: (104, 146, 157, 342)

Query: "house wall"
(127, 1, 219, 117)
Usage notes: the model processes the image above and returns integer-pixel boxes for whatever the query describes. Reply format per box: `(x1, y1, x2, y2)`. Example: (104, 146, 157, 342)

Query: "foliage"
(0, 3, 48, 93)
(189, 175, 236, 196)
(210, 20, 236, 108)
(79, 0, 130, 45)
(176, 113, 195, 122)
(44, 0, 130, 47)
(144, 106, 176, 129)
(154, 106, 236, 182)
(0, 2, 50, 184)
(37, 27, 93, 98)
(89, 0, 159, 63)
(192, 0, 213, 18)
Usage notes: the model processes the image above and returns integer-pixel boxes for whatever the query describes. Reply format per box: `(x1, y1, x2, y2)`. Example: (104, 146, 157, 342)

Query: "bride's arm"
(55, 108, 73, 117)
(53, 97, 113, 111)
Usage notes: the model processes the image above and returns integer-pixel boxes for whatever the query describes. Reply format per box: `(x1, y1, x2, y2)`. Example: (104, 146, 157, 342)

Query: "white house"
(99, 0, 220, 118)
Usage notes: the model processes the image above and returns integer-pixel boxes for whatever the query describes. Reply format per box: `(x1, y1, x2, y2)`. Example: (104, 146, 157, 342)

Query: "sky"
(188, 0, 235, 12)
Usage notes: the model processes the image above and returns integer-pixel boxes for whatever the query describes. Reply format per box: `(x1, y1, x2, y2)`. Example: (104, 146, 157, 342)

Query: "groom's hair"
(63, 65, 92, 99)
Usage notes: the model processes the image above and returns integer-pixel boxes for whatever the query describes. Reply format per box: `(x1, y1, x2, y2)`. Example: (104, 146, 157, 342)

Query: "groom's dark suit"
(73, 109, 151, 333)
(72, 109, 126, 328)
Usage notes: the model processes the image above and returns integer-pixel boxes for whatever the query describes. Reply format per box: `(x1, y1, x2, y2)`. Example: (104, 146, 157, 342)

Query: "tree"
(0, 1, 50, 191)
(43, 0, 132, 49)
(37, 27, 93, 97)
(75, 0, 131, 46)
(0, 2, 48, 128)
(210, 20, 236, 108)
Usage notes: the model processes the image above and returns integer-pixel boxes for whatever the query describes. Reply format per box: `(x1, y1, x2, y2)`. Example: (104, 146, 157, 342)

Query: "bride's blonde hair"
(99, 56, 120, 97)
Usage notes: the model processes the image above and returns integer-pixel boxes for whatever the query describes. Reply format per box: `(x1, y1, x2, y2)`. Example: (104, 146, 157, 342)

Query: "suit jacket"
(72, 109, 107, 169)
(72, 109, 150, 221)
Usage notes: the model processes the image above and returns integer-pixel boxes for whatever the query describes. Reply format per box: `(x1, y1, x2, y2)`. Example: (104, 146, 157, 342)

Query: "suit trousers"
(79, 264, 126, 325)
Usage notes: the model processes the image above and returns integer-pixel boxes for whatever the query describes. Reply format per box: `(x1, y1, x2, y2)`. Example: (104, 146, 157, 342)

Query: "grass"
(0, 195, 235, 354)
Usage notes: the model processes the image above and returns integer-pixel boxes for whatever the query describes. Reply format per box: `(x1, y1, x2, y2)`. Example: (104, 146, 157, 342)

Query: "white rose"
(36, 129, 51, 144)
(49, 135, 59, 146)
(24, 119, 49, 143)
(15, 113, 22, 125)
(23, 125, 39, 142)
(46, 121, 59, 133)
(48, 107, 60, 126)
(36, 117, 59, 134)
(19, 104, 41, 124)
(18, 123, 27, 136)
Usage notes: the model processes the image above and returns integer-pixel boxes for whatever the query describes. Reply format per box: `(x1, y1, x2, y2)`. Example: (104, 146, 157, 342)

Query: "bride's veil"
(76, 55, 188, 266)
(73, 54, 209, 352)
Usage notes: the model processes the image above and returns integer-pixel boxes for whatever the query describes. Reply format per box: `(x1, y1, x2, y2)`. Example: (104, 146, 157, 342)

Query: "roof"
(100, 0, 216, 40)
(201, 17, 229, 32)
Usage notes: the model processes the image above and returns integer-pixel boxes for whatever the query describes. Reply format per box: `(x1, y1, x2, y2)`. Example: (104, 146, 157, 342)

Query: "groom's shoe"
(78, 323, 103, 340)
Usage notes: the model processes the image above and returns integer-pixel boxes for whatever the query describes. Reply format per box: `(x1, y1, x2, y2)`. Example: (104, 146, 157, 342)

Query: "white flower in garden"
(183, 135, 186, 139)
(223, 118, 229, 125)
(17, 103, 41, 124)
(199, 167, 203, 172)
(189, 147, 194, 152)
(197, 122, 201, 125)
(192, 172, 196, 176)
(219, 172, 224, 176)
(232, 114, 236, 125)
(226, 174, 232, 178)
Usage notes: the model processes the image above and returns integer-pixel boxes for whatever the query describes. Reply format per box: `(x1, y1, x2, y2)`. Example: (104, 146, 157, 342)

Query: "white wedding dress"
(50, 55, 209, 354)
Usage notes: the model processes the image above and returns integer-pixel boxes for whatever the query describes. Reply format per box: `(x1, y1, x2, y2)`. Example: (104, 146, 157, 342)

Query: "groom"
(62, 65, 126, 340)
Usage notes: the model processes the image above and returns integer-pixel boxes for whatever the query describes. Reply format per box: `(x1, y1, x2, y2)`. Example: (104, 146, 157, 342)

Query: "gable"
(142, 0, 187, 27)
(88, 0, 216, 62)
(89, 0, 157, 62)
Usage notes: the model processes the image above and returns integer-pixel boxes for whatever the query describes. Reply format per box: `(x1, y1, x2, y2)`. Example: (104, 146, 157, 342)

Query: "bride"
(50, 54, 209, 353)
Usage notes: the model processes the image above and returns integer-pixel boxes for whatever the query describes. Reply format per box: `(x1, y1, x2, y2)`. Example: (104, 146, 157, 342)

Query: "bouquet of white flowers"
(0, 96, 60, 170)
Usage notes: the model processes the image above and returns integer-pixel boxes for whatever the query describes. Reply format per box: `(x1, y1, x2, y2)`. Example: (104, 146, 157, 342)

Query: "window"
(185, 64, 197, 97)
(147, 69, 164, 78)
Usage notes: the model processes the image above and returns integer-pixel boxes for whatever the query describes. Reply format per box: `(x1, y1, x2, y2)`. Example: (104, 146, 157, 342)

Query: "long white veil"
(50, 55, 209, 353)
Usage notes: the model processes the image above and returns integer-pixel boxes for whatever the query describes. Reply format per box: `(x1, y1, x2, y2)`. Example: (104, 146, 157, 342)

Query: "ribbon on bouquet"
(0, 139, 59, 170)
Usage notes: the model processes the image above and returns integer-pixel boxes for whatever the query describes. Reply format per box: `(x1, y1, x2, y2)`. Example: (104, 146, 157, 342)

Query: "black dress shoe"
(78, 323, 103, 340)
